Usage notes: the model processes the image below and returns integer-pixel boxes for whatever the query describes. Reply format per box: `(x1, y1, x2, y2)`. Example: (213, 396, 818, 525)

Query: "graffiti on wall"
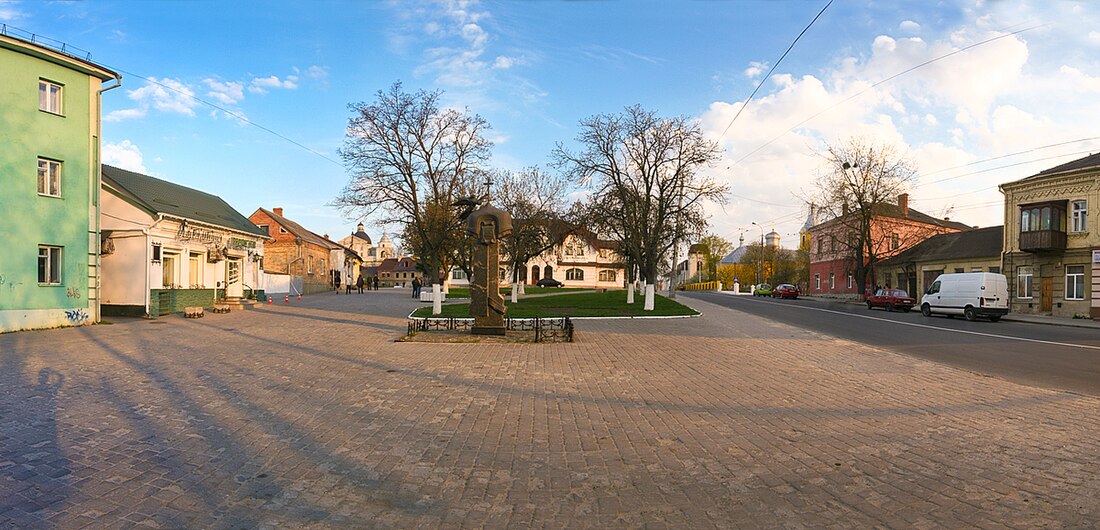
(0, 274, 22, 295)
(64, 308, 89, 324)
(66, 287, 82, 299)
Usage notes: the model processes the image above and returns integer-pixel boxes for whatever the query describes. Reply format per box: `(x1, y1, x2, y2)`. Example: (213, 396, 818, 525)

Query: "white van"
(920, 272, 1009, 322)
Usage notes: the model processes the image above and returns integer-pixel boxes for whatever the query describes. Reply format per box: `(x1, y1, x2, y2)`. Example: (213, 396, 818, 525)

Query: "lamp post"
(751, 222, 765, 286)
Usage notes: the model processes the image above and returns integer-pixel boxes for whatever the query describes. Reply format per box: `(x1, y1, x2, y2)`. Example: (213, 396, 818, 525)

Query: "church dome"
(352, 222, 372, 244)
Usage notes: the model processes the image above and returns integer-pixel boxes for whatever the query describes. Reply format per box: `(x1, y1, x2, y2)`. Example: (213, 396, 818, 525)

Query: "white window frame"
(1066, 265, 1085, 301)
(847, 274, 853, 289)
(189, 252, 204, 288)
(829, 272, 835, 289)
(566, 268, 584, 281)
(452, 269, 466, 280)
(891, 233, 899, 250)
(257, 224, 269, 235)
(1017, 267, 1033, 300)
(1071, 200, 1087, 233)
(39, 79, 63, 114)
(38, 245, 62, 284)
(308, 255, 314, 273)
(814, 274, 820, 290)
(598, 269, 616, 282)
(38, 158, 61, 197)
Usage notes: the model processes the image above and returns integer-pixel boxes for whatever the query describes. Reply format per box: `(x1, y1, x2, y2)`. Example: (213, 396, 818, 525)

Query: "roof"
(350, 224, 372, 244)
(1007, 152, 1100, 185)
(879, 226, 1003, 267)
(0, 29, 119, 81)
(719, 245, 750, 264)
(812, 201, 972, 232)
(102, 165, 265, 237)
(256, 208, 342, 250)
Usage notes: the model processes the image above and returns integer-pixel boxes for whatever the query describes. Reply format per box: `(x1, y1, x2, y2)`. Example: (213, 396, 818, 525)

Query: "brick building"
(249, 208, 350, 295)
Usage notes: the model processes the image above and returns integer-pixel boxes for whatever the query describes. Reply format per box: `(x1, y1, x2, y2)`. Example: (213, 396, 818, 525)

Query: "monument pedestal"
(472, 325, 506, 336)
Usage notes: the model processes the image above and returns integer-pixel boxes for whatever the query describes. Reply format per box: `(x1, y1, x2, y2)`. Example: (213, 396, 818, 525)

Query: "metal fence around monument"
(407, 316, 574, 343)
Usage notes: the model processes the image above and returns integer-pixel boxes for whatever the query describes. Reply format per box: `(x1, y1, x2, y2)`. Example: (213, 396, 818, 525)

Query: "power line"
(106, 67, 344, 167)
(719, 0, 833, 139)
(916, 148, 1098, 188)
(917, 136, 1100, 178)
(729, 23, 1047, 168)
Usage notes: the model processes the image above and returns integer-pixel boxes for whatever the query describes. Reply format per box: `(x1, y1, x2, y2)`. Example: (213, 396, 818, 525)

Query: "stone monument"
(466, 203, 512, 335)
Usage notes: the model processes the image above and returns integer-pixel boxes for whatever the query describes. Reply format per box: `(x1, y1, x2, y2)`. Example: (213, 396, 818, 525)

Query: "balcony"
(1019, 230, 1067, 252)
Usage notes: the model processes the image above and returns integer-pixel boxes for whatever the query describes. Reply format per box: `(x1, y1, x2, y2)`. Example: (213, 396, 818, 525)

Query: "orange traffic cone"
(268, 297, 272, 305)
(284, 294, 289, 303)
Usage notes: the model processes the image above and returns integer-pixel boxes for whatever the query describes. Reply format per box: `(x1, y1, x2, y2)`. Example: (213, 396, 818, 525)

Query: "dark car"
(752, 283, 773, 296)
(536, 278, 563, 287)
(772, 284, 799, 299)
(866, 288, 916, 312)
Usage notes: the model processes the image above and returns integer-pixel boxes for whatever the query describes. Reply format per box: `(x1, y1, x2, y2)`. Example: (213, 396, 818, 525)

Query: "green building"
(0, 28, 120, 332)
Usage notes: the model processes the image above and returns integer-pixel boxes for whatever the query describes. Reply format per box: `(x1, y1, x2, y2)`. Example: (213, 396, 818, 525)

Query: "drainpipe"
(93, 75, 122, 323)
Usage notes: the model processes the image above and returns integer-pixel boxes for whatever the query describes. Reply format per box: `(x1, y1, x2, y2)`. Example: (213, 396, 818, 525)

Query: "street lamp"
(751, 222, 765, 286)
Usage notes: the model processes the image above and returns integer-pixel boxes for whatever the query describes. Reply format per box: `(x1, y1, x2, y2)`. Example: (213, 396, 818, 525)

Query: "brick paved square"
(2, 290, 1099, 527)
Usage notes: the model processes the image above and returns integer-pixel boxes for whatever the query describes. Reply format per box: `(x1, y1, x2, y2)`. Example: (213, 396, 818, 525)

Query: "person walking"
(412, 277, 422, 298)
(333, 272, 341, 293)
(356, 275, 365, 294)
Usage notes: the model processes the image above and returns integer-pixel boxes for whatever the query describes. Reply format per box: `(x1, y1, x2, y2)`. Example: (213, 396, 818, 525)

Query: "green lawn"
(444, 286, 590, 298)
(412, 290, 698, 318)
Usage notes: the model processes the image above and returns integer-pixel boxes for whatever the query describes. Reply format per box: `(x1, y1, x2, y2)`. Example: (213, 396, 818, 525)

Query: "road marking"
(704, 294, 1100, 351)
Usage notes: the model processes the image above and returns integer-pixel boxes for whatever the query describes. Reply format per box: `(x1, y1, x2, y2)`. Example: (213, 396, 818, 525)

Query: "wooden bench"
(211, 304, 231, 314)
(184, 306, 205, 318)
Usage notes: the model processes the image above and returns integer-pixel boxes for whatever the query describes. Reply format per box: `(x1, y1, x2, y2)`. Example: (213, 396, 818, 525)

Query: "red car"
(772, 284, 800, 299)
(866, 289, 915, 312)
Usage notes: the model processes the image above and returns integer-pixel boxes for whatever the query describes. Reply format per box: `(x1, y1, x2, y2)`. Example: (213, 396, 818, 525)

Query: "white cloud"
(1090, 31, 1100, 42)
(302, 65, 328, 79)
(899, 20, 921, 33)
(493, 56, 514, 69)
(204, 78, 244, 105)
(744, 61, 767, 78)
(1058, 65, 1100, 92)
(106, 77, 198, 121)
(248, 75, 299, 94)
(102, 140, 147, 173)
(0, 0, 27, 22)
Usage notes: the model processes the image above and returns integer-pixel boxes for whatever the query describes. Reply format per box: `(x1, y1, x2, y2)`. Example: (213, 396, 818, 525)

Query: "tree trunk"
(511, 281, 519, 303)
(432, 284, 442, 315)
(644, 284, 655, 311)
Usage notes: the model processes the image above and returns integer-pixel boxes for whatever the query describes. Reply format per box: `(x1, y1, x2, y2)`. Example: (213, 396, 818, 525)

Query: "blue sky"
(5, 0, 1100, 250)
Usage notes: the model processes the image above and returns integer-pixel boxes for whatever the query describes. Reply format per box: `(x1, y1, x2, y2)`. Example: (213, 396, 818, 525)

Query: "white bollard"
(626, 282, 635, 304)
(644, 284, 655, 311)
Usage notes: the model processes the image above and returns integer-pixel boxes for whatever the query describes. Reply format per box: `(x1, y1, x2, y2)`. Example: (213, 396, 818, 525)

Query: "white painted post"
(644, 284, 655, 311)
(511, 281, 519, 303)
(626, 283, 635, 304)
(432, 284, 442, 315)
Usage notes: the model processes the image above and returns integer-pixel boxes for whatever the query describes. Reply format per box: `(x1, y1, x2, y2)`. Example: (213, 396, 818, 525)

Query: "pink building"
(807, 194, 971, 297)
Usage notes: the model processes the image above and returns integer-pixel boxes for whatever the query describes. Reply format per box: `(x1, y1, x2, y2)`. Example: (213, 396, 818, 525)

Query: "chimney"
(898, 194, 909, 217)
(324, 234, 330, 240)
(273, 207, 284, 217)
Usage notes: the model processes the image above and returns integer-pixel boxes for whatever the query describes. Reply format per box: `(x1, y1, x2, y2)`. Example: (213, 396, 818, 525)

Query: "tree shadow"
(0, 355, 71, 526)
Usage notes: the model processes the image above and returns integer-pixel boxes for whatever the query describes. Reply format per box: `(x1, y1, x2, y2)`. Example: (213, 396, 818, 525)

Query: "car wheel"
(964, 307, 977, 321)
(866, 301, 873, 310)
(990, 316, 1001, 322)
(886, 305, 894, 312)
(921, 304, 931, 317)
(902, 307, 911, 313)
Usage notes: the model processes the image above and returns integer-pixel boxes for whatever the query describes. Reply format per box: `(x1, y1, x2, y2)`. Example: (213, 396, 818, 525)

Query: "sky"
(5, 0, 1100, 251)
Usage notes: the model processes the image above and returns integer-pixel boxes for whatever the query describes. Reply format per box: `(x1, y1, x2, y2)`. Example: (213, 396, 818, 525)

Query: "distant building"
(249, 208, 358, 295)
(1001, 153, 1100, 319)
(337, 223, 395, 270)
(0, 29, 120, 332)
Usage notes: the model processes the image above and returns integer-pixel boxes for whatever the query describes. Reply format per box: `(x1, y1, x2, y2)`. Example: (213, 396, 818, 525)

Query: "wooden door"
(1041, 277, 1053, 312)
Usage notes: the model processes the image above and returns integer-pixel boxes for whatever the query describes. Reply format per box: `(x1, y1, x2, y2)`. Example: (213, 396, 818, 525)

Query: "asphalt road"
(685, 291, 1100, 397)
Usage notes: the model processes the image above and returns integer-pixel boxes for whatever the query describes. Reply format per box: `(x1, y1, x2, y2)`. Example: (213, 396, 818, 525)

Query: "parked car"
(866, 288, 915, 312)
(772, 284, 799, 299)
(752, 283, 773, 296)
(920, 272, 1009, 322)
(536, 278, 563, 287)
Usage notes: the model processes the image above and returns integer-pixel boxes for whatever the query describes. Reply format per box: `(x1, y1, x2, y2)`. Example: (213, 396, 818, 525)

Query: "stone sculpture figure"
(465, 203, 512, 335)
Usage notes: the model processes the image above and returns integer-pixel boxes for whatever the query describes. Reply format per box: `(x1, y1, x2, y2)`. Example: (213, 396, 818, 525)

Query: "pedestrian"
(356, 275, 365, 294)
(412, 277, 422, 298)
(346, 276, 354, 294)
(333, 273, 341, 293)
(373, 276, 379, 290)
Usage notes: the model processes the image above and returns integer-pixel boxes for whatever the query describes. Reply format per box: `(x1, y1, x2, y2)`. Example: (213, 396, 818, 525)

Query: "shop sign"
(177, 226, 219, 244)
(229, 237, 256, 249)
(1092, 249, 1100, 263)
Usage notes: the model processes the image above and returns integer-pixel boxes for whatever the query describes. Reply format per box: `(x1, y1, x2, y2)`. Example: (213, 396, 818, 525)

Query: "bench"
(211, 305, 231, 314)
(184, 306, 205, 318)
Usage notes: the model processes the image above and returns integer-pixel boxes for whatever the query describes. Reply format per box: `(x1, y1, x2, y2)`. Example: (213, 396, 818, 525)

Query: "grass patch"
(445, 286, 592, 298)
(412, 290, 697, 318)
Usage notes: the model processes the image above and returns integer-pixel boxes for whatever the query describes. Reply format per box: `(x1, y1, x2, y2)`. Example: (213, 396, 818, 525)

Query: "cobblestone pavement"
(2, 289, 1099, 528)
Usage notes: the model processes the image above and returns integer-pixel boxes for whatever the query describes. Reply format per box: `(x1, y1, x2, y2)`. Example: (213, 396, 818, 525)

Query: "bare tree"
(335, 81, 490, 289)
(808, 138, 924, 295)
(493, 167, 572, 297)
(553, 105, 728, 309)
(696, 234, 732, 282)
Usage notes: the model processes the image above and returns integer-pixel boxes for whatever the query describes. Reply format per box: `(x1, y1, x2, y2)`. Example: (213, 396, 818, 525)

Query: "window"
(151, 243, 162, 263)
(39, 80, 62, 114)
(1020, 204, 1065, 233)
(1072, 200, 1087, 232)
(598, 249, 613, 260)
(971, 267, 983, 272)
(564, 239, 585, 257)
(954, 268, 965, 273)
(989, 266, 1000, 274)
(847, 274, 853, 289)
(927, 280, 941, 295)
(1017, 266, 1033, 299)
(279, 227, 288, 234)
(308, 256, 314, 273)
(320, 258, 325, 274)
(258, 224, 270, 235)
(599, 270, 617, 282)
(38, 158, 61, 197)
(452, 269, 466, 280)
(816, 240, 822, 255)
(814, 274, 820, 290)
(829, 272, 835, 289)
(544, 265, 553, 279)
(891, 233, 899, 250)
(38, 246, 62, 284)
(189, 253, 203, 288)
(162, 253, 178, 288)
(566, 268, 584, 281)
(1066, 265, 1086, 300)
(829, 236, 836, 252)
